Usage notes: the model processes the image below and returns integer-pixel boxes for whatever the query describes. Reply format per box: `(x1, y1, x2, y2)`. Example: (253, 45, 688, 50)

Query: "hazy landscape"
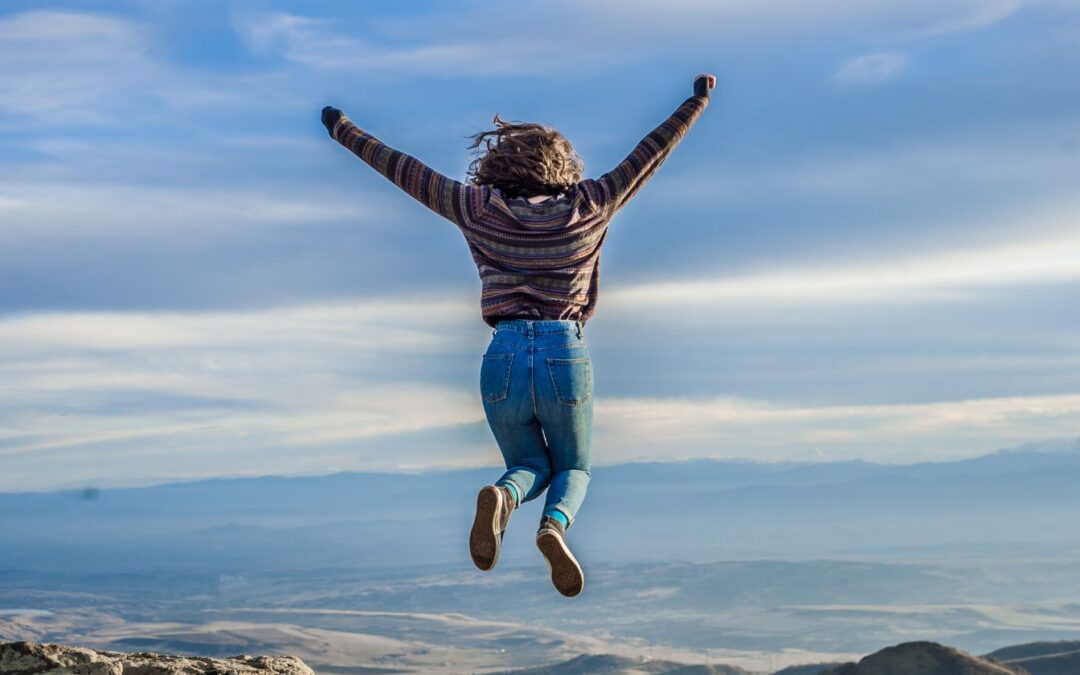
(3, 440, 1080, 672)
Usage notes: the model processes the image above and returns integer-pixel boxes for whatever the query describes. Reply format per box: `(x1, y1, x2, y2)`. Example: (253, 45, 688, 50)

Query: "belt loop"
(576, 321, 582, 338)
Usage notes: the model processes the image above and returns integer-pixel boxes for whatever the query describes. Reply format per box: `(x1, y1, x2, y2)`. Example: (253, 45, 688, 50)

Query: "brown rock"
(0, 641, 314, 675)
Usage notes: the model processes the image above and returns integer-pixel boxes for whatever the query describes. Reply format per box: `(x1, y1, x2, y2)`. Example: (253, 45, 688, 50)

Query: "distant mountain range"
(1, 438, 1078, 573)
(984, 640, 1080, 675)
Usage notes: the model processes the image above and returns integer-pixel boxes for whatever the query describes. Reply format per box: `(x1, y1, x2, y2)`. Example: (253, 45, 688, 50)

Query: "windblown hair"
(466, 114, 584, 199)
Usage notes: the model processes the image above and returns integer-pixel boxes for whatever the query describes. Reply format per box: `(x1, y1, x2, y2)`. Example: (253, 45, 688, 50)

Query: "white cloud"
(232, 11, 620, 76)
(0, 182, 385, 242)
(2, 291, 1079, 489)
(0, 294, 484, 489)
(0, 9, 284, 127)
(899, 0, 1022, 39)
(0, 9, 142, 53)
(594, 393, 1080, 463)
(0, 295, 471, 355)
(833, 52, 910, 85)
(0, 10, 152, 121)
(698, 125, 1080, 199)
(605, 203, 1080, 310)
(565, 0, 1037, 41)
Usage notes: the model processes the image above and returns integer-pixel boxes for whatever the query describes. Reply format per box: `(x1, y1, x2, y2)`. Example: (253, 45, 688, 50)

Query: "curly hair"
(466, 114, 584, 199)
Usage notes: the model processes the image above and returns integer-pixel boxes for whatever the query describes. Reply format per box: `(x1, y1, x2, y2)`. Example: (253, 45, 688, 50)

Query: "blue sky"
(2, 0, 1080, 490)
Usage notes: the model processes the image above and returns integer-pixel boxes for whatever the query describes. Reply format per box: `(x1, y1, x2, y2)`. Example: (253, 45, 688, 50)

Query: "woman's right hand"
(693, 73, 717, 97)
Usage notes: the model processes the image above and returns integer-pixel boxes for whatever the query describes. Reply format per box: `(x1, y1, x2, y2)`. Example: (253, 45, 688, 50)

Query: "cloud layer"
(1, 1, 1079, 489)
(4, 296, 1078, 490)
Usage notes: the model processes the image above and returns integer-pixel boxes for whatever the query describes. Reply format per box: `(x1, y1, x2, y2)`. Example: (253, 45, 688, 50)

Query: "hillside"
(498, 653, 751, 674)
(772, 665, 845, 675)
(984, 640, 1080, 675)
(821, 641, 1027, 674)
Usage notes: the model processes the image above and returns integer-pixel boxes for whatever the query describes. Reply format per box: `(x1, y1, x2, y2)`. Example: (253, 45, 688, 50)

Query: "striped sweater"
(330, 92, 709, 328)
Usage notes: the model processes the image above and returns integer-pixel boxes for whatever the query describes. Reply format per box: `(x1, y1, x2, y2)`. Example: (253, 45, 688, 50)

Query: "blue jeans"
(480, 319, 593, 527)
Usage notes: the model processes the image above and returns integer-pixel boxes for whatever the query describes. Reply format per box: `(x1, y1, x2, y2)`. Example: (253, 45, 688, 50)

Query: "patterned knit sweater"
(331, 92, 709, 328)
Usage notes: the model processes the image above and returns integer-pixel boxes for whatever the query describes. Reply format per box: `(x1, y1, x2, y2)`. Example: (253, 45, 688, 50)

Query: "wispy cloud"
(568, 0, 1035, 41)
(0, 9, 283, 129)
(0, 181, 383, 241)
(595, 393, 1080, 463)
(833, 52, 910, 85)
(686, 126, 1080, 199)
(232, 11, 621, 76)
(0, 10, 152, 122)
(898, 0, 1022, 39)
(606, 201, 1080, 309)
(2, 292, 1079, 489)
(0, 295, 483, 489)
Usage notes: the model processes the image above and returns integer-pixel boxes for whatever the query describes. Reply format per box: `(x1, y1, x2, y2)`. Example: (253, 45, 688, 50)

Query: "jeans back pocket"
(480, 352, 514, 403)
(546, 356, 592, 406)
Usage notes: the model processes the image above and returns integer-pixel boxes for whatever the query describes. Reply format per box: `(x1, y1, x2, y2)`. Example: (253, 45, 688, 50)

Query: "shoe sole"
(536, 530, 584, 597)
(469, 486, 502, 571)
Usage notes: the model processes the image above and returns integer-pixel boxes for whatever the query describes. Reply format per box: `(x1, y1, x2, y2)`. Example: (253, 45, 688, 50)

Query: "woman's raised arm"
(323, 106, 476, 230)
(594, 74, 714, 215)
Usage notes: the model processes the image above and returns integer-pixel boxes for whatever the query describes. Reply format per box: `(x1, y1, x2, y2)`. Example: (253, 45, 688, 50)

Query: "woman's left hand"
(322, 106, 343, 137)
(693, 74, 717, 97)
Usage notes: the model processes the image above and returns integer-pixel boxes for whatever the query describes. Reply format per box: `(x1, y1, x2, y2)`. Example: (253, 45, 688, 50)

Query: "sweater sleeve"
(595, 94, 709, 215)
(331, 115, 474, 229)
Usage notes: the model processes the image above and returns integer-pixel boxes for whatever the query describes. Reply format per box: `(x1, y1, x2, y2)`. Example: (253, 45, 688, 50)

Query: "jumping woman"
(321, 72, 715, 597)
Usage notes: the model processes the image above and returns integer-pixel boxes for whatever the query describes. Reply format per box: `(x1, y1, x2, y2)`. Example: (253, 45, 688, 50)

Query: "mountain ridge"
(6, 437, 1077, 496)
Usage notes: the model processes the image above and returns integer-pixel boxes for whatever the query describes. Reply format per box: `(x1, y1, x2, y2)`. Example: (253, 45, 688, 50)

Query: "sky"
(1, 0, 1079, 491)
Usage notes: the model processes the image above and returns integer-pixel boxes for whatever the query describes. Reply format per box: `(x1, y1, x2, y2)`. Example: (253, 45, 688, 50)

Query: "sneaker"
(469, 485, 515, 571)
(535, 515, 584, 597)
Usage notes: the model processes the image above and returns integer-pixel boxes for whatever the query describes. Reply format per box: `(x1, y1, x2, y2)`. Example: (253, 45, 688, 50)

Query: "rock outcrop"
(0, 641, 314, 675)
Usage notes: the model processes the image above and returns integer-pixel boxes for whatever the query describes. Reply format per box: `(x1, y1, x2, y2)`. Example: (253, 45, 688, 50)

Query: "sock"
(501, 482, 520, 507)
(544, 509, 569, 528)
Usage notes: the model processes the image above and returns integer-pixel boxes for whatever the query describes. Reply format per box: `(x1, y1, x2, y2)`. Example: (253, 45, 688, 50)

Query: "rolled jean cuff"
(495, 478, 522, 508)
(546, 505, 574, 529)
